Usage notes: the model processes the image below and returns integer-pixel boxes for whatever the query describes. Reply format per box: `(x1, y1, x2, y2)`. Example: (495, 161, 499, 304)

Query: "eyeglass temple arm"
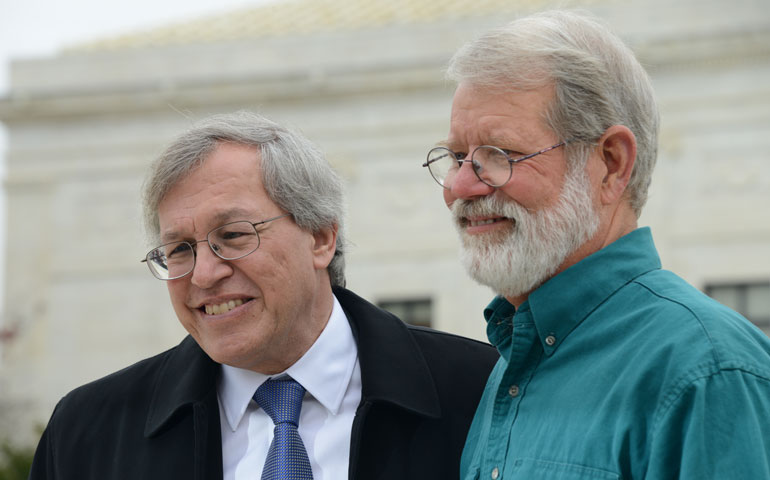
(508, 140, 569, 165)
(251, 212, 292, 227)
(423, 151, 478, 168)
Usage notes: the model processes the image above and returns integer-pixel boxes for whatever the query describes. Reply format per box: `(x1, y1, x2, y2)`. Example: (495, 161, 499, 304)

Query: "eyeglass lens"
(146, 221, 261, 280)
(426, 146, 512, 188)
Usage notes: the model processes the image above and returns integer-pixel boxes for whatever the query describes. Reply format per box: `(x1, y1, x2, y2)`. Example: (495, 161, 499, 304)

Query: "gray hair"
(142, 111, 347, 287)
(447, 10, 659, 216)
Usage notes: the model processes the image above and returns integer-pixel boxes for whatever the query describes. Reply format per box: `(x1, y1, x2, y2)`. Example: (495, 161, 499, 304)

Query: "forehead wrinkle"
(159, 206, 260, 243)
(449, 114, 518, 144)
(485, 133, 519, 148)
(208, 207, 258, 225)
(446, 130, 519, 152)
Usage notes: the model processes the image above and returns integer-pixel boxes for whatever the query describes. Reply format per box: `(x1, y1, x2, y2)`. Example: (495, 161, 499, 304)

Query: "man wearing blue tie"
(29, 111, 498, 479)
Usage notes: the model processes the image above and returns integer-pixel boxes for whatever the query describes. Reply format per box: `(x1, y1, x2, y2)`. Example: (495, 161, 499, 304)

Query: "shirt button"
(508, 384, 520, 397)
(545, 335, 556, 346)
(491, 467, 500, 479)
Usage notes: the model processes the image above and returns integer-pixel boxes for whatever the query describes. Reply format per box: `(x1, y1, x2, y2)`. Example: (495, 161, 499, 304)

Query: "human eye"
(222, 230, 250, 241)
(163, 242, 193, 265)
(471, 147, 507, 171)
(435, 142, 465, 159)
(497, 148, 533, 163)
(444, 149, 467, 174)
(213, 222, 257, 245)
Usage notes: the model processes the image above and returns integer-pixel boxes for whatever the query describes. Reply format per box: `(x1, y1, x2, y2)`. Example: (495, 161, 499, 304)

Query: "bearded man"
(423, 10, 770, 479)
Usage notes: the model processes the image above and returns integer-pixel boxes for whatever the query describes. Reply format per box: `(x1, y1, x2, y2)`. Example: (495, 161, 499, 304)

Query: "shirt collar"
(486, 227, 662, 356)
(484, 296, 515, 348)
(217, 294, 358, 431)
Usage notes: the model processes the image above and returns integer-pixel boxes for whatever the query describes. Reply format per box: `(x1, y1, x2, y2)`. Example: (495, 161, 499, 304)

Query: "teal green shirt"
(461, 228, 770, 479)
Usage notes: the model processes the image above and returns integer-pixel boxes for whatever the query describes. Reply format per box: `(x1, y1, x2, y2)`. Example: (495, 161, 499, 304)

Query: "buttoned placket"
(479, 309, 543, 479)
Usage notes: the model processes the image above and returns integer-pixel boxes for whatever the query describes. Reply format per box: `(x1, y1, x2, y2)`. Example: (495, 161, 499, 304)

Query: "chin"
(195, 329, 255, 365)
(208, 346, 256, 370)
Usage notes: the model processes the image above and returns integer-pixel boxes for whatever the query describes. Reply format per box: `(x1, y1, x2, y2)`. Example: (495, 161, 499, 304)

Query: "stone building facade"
(0, 0, 768, 444)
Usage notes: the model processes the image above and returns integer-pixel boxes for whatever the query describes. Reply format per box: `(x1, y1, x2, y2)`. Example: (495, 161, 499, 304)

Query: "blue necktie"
(253, 377, 314, 480)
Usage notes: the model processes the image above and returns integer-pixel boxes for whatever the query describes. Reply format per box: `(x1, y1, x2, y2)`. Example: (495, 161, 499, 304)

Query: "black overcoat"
(29, 287, 498, 479)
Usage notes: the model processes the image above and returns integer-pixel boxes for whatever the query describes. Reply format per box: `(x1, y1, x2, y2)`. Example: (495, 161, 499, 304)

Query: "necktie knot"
(254, 377, 306, 426)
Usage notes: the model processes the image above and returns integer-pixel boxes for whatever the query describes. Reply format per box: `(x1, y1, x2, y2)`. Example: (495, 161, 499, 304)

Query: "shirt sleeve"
(646, 367, 770, 479)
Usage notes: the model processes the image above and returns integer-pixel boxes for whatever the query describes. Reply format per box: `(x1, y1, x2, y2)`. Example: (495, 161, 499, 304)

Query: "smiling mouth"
(201, 299, 248, 316)
(468, 218, 498, 227)
(463, 217, 510, 228)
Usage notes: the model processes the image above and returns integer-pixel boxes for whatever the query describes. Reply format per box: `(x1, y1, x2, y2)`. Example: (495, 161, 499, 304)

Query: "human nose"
(446, 158, 495, 201)
(189, 241, 233, 289)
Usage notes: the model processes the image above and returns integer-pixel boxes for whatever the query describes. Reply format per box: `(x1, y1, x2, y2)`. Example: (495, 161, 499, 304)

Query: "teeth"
(469, 218, 497, 227)
(204, 299, 244, 316)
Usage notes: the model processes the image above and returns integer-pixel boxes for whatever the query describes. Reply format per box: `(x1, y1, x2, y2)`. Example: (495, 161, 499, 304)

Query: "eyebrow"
(209, 208, 256, 225)
(160, 207, 260, 243)
(438, 135, 521, 152)
(486, 134, 520, 148)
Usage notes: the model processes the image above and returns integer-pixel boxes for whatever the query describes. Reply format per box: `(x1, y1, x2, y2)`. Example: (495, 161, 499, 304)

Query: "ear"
(596, 125, 636, 206)
(311, 223, 338, 270)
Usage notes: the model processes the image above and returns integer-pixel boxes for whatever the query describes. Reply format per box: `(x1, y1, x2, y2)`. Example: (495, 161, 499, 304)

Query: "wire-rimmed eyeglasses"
(423, 141, 568, 188)
(141, 213, 291, 280)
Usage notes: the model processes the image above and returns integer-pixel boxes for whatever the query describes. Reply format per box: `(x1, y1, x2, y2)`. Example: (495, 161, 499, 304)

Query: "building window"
(705, 282, 770, 333)
(377, 298, 432, 328)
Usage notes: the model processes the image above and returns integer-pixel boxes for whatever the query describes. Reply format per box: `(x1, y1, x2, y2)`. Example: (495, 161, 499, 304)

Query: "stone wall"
(0, 0, 768, 445)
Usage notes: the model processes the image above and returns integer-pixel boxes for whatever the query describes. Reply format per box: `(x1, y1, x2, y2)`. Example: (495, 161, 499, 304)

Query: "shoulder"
(406, 324, 498, 364)
(53, 346, 173, 416)
(334, 286, 498, 378)
(50, 337, 202, 425)
(619, 269, 770, 407)
(405, 324, 499, 400)
(631, 269, 770, 366)
(334, 286, 497, 361)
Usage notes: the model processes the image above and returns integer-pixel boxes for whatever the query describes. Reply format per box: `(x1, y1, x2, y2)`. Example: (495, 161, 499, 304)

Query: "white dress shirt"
(217, 294, 361, 480)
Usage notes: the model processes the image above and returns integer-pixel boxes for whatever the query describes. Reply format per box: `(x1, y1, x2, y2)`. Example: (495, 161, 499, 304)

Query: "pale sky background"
(0, 0, 280, 311)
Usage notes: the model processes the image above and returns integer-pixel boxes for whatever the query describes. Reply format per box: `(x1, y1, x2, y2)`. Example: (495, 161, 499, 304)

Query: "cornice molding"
(0, 58, 448, 121)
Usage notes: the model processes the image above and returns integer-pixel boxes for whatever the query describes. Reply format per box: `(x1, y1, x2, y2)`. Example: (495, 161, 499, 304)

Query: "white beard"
(452, 167, 600, 299)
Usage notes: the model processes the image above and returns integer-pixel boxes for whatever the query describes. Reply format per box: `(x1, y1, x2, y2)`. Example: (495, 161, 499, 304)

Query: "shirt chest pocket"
(508, 458, 621, 480)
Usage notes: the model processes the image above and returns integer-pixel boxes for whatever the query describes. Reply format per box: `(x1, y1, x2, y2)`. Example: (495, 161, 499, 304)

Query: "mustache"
(451, 196, 527, 222)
